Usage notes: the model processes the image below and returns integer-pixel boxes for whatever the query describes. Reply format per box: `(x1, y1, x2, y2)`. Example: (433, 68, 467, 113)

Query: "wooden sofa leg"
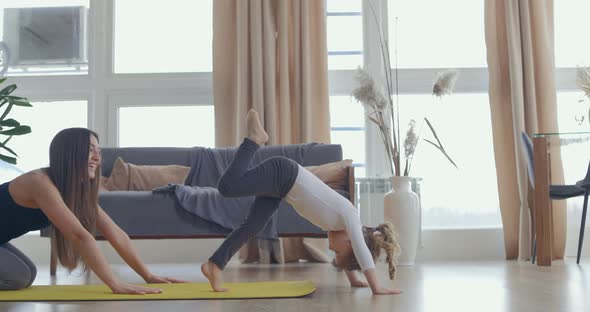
(50, 238, 57, 276)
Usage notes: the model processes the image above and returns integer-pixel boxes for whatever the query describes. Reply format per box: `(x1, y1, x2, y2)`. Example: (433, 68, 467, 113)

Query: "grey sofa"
(42, 144, 354, 275)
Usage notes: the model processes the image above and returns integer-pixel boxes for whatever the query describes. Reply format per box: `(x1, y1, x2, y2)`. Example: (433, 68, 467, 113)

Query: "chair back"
(577, 161, 590, 190)
(520, 132, 535, 187)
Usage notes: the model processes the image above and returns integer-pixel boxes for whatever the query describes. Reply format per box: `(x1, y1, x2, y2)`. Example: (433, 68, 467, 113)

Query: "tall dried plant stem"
(367, 0, 400, 175)
(393, 17, 401, 176)
(406, 119, 426, 174)
(369, 111, 395, 176)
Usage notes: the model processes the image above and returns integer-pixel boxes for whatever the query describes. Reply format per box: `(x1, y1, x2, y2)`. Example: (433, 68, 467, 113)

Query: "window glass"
(0, 100, 88, 182)
(114, 0, 212, 73)
(118, 105, 214, 147)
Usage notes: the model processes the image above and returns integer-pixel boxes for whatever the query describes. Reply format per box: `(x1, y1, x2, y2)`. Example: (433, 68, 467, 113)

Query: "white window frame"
(4, 0, 213, 148)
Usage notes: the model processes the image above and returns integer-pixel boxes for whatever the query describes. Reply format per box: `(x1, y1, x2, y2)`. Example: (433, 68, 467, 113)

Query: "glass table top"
(533, 131, 590, 137)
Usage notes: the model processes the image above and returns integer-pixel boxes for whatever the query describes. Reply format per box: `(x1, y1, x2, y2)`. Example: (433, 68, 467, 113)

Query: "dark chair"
(520, 132, 590, 264)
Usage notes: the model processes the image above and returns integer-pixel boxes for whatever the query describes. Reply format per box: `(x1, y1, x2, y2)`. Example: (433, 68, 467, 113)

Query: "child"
(201, 110, 401, 295)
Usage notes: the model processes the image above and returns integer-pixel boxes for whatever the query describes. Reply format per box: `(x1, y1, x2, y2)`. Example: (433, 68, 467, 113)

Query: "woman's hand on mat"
(144, 274, 188, 284)
(110, 282, 163, 295)
(372, 286, 402, 295)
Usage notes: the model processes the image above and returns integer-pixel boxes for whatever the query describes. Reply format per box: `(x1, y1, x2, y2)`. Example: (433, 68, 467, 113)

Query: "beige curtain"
(213, 0, 331, 264)
(485, 0, 566, 260)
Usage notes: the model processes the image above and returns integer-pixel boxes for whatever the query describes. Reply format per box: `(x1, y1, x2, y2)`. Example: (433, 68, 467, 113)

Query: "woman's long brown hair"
(47, 128, 100, 270)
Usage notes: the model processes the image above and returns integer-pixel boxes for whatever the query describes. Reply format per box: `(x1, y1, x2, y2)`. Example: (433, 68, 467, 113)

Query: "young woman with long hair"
(0, 128, 184, 293)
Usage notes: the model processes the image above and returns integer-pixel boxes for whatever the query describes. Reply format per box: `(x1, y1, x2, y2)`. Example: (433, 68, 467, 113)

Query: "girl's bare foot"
(201, 261, 228, 292)
(246, 109, 269, 145)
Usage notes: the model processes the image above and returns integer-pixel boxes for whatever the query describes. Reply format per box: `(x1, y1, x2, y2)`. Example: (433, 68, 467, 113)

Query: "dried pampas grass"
(351, 0, 458, 176)
(576, 67, 590, 99)
(352, 68, 389, 112)
(432, 69, 459, 98)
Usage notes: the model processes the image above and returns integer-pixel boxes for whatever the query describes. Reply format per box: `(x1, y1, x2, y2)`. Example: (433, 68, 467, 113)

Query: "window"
(397, 93, 499, 228)
(556, 91, 589, 133)
(1, 100, 87, 181)
(118, 106, 214, 148)
(554, 1, 590, 255)
(327, 0, 366, 177)
(388, 0, 486, 68)
(329, 95, 365, 176)
(0, 0, 214, 234)
(326, 0, 362, 70)
(554, 0, 590, 67)
(114, 0, 212, 73)
(381, 0, 500, 228)
(0, 0, 89, 76)
(556, 91, 590, 255)
(1, 0, 214, 167)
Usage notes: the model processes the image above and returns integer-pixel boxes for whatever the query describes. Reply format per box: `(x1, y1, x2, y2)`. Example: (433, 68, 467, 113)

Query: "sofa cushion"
(103, 157, 191, 191)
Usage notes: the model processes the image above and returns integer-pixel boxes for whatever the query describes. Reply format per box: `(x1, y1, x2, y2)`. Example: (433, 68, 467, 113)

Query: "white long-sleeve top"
(285, 165, 375, 271)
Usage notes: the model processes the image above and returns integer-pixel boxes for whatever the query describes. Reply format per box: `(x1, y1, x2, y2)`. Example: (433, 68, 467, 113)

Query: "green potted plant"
(0, 77, 32, 165)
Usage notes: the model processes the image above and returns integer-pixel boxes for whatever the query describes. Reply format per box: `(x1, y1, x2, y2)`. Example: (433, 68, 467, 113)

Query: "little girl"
(201, 109, 401, 295)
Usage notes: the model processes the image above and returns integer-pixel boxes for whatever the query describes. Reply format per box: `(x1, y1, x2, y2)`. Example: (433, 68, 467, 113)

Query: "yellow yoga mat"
(0, 280, 316, 301)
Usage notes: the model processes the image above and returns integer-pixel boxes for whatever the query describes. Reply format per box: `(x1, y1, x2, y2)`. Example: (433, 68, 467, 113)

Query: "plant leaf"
(0, 125, 31, 136)
(0, 153, 16, 165)
(423, 138, 458, 169)
(424, 117, 458, 169)
(0, 84, 16, 96)
(367, 115, 380, 125)
(0, 102, 13, 121)
(2, 135, 12, 145)
(5, 95, 26, 100)
(0, 118, 20, 127)
(0, 77, 7, 84)
(9, 99, 32, 107)
(0, 141, 17, 157)
(424, 118, 443, 146)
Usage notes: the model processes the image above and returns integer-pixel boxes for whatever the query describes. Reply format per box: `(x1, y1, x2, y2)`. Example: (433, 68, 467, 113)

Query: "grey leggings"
(0, 242, 37, 290)
(209, 138, 299, 270)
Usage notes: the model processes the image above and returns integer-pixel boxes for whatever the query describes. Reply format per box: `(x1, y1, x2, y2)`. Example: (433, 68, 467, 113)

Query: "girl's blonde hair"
(333, 221, 401, 279)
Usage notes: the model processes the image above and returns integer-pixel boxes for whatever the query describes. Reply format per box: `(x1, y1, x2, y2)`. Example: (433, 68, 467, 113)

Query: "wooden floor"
(1, 260, 588, 312)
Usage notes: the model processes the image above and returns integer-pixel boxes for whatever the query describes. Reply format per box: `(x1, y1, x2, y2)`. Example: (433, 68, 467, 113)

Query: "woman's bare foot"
(201, 261, 228, 292)
(247, 109, 269, 145)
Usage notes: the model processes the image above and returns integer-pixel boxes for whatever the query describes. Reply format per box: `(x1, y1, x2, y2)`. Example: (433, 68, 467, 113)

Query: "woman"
(0, 128, 183, 293)
(201, 110, 401, 295)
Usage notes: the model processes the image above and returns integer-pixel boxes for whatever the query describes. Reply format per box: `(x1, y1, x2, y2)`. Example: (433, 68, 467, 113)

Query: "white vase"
(384, 176, 420, 266)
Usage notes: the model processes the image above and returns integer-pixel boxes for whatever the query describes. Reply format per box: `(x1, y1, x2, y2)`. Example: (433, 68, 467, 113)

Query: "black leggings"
(209, 138, 299, 270)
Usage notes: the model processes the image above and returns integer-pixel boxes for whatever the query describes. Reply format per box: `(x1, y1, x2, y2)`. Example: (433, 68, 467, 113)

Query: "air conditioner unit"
(2, 6, 87, 66)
